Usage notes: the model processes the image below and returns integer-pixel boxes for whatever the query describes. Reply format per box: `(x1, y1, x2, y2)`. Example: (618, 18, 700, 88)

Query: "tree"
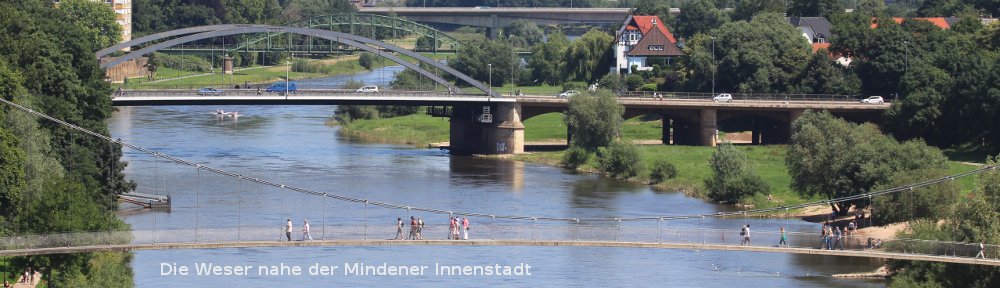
(144, 53, 158, 79)
(673, 0, 728, 39)
(528, 31, 569, 86)
(705, 142, 769, 203)
(681, 13, 810, 93)
(649, 158, 678, 184)
(504, 20, 544, 48)
(450, 38, 517, 87)
(916, 0, 968, 17)
(359, 53, 376, 70)
(280, 0, 357, 22)
(59, 0, 122, 49)
(221, 0, 280, 24)
(871, 168, 958, 225)
(563, 29, 614, 83)
(786, 0, 845, 17)
(596, 141, 643, 179)
(564, 90, 624, 150)
(786, 111, 948, 216)
(793, 48, 861, 95)
(731, 0, 785, 21)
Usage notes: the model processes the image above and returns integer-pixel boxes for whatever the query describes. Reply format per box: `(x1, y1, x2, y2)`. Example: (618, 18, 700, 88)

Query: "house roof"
(871, 17, 951, 29)
(811, 43, 831, 53)
(622, 15, 678, 43)
(627, 25, 684, 57)
(787, 17, 832, 40)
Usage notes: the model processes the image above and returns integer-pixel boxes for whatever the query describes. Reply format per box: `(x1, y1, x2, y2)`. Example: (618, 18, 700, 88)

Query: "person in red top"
(461, 217, 470, 240)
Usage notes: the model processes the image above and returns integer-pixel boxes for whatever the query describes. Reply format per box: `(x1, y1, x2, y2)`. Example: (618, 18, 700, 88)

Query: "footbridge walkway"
(3, 226, 1000, 267)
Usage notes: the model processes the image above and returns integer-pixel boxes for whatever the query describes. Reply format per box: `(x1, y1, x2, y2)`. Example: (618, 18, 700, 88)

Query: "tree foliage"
(786, 0, 845, 17)
(450, 38, 517, 87)
(504, 20, 544, 48)
(787, 111, 947, 216)
(563, 29, 614, 84)
(673, 0, 728, 39)
(705, 142, 769, 203)
(596, 141, 643, 179)
(649, 158, 678, 184)
(682, 13, 810, 93)
(872, 168, 958, 225)
(561, 146, 591, 169)
(564, 90, 624, 150)
(60, 0, 122, 49)
(528, 32, 569, 86)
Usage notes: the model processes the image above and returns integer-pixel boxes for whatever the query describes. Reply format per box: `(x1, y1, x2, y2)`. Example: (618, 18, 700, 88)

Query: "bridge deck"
(4, 239, 998, 266)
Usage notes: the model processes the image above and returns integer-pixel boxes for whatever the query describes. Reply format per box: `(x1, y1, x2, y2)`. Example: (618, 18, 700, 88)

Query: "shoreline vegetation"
(334, 113, 980, 225)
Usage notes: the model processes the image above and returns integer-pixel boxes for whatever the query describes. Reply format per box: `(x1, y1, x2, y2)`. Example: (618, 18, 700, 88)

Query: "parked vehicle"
(861, 96, 884, 104)
(558, 90, 579, 98)
(196, 87, 222, 96)
(713, 93, 733, 102)
(355, 85, 379, 93)
(266, 82, 297, 93)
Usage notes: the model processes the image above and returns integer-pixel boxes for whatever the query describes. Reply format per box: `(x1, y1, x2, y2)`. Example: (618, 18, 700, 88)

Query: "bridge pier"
(699, 109, 718, 147)
(449, 102, 524, 154)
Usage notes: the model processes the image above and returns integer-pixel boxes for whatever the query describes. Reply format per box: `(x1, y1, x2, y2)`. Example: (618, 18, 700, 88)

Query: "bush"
(561, 146, 591, 169)
(649, 159, 678, 184)
(335, 105, 379, 123)
(705, 143, 769, 203)
(359, 53, 376, 70)
(640, 83, 658, 91)
(562, 81, 588, 92)
(624, 74, 644, 91)
(155, 52, 211, 72)
(597, 141, 643, 179)
(415, 36, 437, 51)
(598, 73, 623, 92)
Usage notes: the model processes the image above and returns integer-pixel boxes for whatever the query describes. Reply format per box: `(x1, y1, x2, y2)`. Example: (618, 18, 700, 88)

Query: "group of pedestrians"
(449, 217, 470, 240)
(284, 218, 312, 241)
(819, 222, 846, 250)
(395, 217, 425, 240)
(739, 224, 751, 246)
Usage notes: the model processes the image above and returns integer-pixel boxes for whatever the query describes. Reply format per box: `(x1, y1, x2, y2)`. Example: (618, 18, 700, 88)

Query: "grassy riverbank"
(339, 114, 981, 210)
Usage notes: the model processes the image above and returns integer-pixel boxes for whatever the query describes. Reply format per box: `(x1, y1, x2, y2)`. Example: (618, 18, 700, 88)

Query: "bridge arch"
(98, 25, 495, 96)
(231, 13, 461, 53)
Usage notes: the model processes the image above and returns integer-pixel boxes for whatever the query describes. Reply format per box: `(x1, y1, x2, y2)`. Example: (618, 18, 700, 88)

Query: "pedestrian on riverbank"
(285, 218, 293, 241)
(848, 219, 856, 236)
(820, 223, 827, 249)
(450, 217, 460, 240)
(739, 225, 749, 246)
(826, 225, 835, 250)
(461, 217, 470, 240)
(395, 218, 404, 240)
(778, 226, 788, 247)
(302, 219, 313, 241)
(977, 241, 986, 259)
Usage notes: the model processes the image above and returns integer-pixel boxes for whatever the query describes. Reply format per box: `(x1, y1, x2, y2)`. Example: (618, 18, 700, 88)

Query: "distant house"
(786, 17, 832, 53)
(871, 17, 952, 29)
(612, 15, 683, 74)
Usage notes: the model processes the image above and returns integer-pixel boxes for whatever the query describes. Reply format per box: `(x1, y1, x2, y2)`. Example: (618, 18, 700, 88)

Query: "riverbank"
(337, 113, 982, 214)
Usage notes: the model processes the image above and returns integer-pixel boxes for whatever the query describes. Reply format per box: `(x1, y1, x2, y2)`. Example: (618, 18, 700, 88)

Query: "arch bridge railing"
(229, 13, 461, 54)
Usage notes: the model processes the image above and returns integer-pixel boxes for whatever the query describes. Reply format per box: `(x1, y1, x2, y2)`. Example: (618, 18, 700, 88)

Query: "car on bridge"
(266, 82, 297, 94)
(196, 87, 223, 96)
(861, 96, 885, 104)
(713, 93, 733, 102)
(355, 86, 379, 93)
(558, 90, 579, 98)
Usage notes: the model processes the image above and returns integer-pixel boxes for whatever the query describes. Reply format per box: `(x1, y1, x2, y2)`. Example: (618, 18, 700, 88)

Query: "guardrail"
(113, 89, 484, 98)
(2, 225, 996, 263)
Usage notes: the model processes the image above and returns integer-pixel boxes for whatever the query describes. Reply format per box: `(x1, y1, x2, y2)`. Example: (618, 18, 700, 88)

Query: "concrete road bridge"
(111, 89, 889, 153)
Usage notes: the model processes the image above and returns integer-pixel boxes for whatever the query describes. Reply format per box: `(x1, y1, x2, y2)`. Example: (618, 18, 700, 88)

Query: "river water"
(109, 103, 885, 287)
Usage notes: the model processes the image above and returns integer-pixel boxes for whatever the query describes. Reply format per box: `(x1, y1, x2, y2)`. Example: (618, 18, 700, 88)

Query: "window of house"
(648, 45, 664, 51)
(629, 32, 638, 42)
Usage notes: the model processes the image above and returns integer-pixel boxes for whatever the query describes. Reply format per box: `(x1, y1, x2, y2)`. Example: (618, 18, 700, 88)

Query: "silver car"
(713, 93, 733, 102)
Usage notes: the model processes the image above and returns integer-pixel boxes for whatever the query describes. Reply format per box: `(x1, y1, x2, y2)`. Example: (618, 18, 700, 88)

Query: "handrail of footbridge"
(2, 225, 998, 266)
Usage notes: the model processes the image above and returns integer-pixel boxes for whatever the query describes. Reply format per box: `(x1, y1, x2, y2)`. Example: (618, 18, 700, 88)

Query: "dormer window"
(649, 45, 664, 51)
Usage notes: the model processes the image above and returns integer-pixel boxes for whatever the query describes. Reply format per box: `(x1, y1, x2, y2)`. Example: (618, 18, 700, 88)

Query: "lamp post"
(903, 41, 909, 75)
(711, 36, 716, 97)
(488, 63, 493, 97)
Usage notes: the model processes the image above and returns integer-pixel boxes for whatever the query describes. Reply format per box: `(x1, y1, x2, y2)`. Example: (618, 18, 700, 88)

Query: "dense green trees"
(528, 32, 569, 86)
(60, 0, 122, 49)
(504, 20, 544, 48)
(450, 39, 517, 87)
(786, 0, 844, 17)
(562, 29, 614, 84)
(564, 90, 624, 150)
(705, 142, 769, 203)
(682, 13, 810, 94)
(787, 111, 948, 217)
(1, 1, 134, 286)
(673, 0, 728, 39)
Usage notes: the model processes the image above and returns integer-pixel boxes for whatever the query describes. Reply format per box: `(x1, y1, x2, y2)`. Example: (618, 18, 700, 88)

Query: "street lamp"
(285, 53, 293, 97)
(711, 36, 716, 97)
(488, 63, 493, 97)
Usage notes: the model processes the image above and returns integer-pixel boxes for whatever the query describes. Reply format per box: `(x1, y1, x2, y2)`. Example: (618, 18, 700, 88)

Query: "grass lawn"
(339, 114, 451, 146)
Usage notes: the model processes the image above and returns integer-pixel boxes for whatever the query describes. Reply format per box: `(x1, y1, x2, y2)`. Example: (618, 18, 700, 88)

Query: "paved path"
(12, 272, 40, 288)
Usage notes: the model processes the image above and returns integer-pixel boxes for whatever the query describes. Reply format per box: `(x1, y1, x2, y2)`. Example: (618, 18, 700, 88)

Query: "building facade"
(611, 15, 683, 74)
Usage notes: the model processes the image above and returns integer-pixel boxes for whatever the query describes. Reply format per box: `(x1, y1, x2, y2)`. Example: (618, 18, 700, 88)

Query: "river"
(109, 104, 885, 287)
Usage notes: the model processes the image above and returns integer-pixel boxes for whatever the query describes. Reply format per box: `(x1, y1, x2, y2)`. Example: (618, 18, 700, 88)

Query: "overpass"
(359, 7, 639, 39)
(111, 89, 889, 153)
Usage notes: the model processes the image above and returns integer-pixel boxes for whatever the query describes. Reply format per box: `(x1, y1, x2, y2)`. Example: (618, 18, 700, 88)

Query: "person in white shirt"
(302, 219, 313, 241)
(285, 218, 293, 241)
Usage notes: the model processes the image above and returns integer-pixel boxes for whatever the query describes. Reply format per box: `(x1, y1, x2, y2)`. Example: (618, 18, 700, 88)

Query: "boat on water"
(212, 109, 240, 118)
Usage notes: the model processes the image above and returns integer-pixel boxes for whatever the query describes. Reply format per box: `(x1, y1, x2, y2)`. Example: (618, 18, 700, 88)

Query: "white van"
(355, 86, 379, 93)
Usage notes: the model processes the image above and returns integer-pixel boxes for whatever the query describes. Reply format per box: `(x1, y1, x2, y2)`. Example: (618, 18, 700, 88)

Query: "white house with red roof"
(612, 15, 684, 74)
